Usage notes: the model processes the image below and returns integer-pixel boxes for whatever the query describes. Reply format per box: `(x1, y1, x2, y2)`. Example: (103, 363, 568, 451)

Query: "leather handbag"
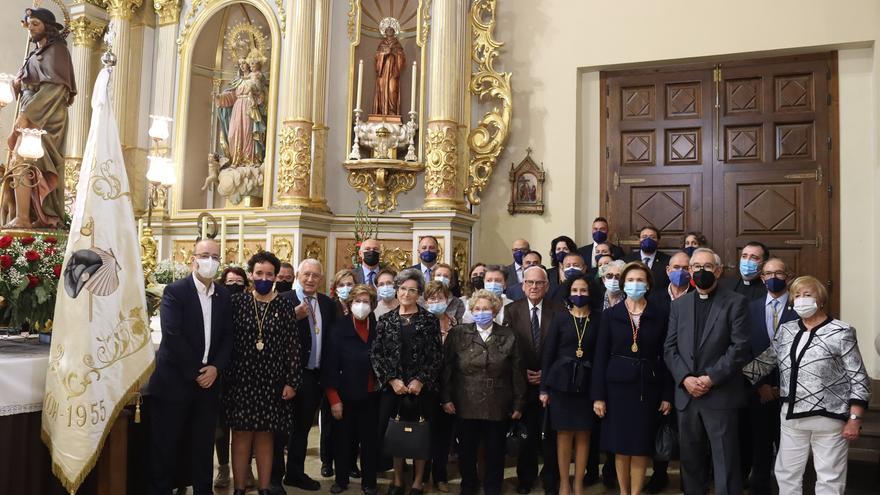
(654, 414, 679, 461)
(383, 397, 430, 460)
(505, 419, 529, 457)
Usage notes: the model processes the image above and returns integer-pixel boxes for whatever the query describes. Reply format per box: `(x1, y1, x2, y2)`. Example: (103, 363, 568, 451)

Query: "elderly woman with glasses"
(598, 260, 626, 309)
(371, 268, 442, 495)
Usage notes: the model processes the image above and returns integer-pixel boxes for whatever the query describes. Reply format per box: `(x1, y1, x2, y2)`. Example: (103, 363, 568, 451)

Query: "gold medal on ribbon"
(576, 348, 584, 358)
(631, 342, 639, 353)
(256, 341, 265, 351)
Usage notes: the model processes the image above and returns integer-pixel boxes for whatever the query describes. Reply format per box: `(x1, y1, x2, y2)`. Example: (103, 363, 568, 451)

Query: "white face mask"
(350, 301, 372, 320)
(195, 258, 220, 279)
(793, 296, 819, 319)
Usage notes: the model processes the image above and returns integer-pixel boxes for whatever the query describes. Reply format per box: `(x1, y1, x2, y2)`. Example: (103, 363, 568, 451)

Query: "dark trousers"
(430, 404, 456, 483)
(516, 398, 559, 490)
(149, 390, 218, 495)
(280, 369, 323, 479)
(748, 396, 780, 495)
(215, 424, 230, 465)
(678, 402, 742, 495)
(334, 393, 380, 488)
(320, 399, 335, 467)
(458, 418, 508, 495)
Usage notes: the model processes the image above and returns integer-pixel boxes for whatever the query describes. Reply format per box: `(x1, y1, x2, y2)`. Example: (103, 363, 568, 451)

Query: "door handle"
(784, 168, 823, 184)
(613, 172, 646, 190)
(784, 233, 822, 250)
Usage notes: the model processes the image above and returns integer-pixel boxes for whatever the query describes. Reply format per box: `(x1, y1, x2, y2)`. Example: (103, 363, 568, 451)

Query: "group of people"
(147, 218, 871, 495)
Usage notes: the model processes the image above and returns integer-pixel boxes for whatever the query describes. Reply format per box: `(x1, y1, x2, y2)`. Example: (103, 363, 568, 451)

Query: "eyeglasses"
(194, 253, 221, 262)
(603, 273, 620, 280)
(690, 264, 717, 271)
(523, 280, 547, 287)
(299, 272, 321, 280)
(398, 287, 419, 295)
(761, 271, 787, 279)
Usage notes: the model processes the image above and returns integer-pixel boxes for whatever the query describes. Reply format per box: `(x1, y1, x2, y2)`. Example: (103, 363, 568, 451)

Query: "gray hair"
(394, 268, 424, 294)
(298, 258, 323, 274)
(522, 265, 547, 280)
(690, 247, 722, 267)
(598, 259, 625, 277)
(467, 289, 502, 313)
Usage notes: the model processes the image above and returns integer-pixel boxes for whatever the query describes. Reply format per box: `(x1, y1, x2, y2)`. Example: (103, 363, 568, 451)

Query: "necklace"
(571, 313, 590, 358)
(627, 310, 640, 353)
(252, 293, 273, 351)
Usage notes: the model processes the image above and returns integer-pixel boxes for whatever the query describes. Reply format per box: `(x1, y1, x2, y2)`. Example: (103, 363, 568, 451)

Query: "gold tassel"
(134, 394, 142, 424)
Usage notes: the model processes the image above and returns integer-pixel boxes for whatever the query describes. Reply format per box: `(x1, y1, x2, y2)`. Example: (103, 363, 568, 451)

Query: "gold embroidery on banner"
(89, 159, 131, 200)
(424, 126, 457, 195)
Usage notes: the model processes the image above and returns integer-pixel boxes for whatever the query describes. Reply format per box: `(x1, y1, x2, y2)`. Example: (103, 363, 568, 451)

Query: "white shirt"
(420, 262, 435, 282)
(305, 293, 323, 369)
(590, 244, 599, 268)
(192, 274, 215, 365)
(514, 263, 524, 283)
(361, 264, 379, 285)
(765, 292, 789, 339)
(477, 325, 492, 342)
(527, 299, 544, 328)
(639, 250, 656, 268)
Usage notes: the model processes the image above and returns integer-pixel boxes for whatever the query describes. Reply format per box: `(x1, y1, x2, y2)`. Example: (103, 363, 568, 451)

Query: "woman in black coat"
(324, 284, 380, 494)
(540, 274, 600, 495)
(592, 262, 673, 495)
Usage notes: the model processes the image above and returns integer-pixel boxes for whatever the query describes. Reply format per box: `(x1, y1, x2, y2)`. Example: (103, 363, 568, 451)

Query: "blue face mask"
(427, 301, 448, 316)
(513, 249, 525, 265)
(604, 278, 620, 293)
(420, 250, 437, 263)
(377, 285, 396, 301)
(555, 251, 568, 264)
(592, 230, 608, 244)
(765, 277, 786, 293)
(254, 279, 274, 295)
(569, 294, 591, 308)
(683, 246, 696, 257)
(434, 276, 450, 287)
(484, 281, 504, 297)
(293, 279, 305, 301)
(564, 267, 583, 280)
(336, 285, 353, 301)
(640, 237, 658, 254)
(669, 269, 691, 288)
(739, 259, 759, 278)
(472, 310, 494, 328)
(624, 281, 648, 301)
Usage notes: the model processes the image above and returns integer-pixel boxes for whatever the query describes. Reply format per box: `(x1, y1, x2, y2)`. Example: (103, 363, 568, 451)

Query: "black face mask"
(692, 269, 716, 291)
(470, 276, 485, 290)
(275, 281, 293, 293)
(225, 283, 246, 295)
(363, 250, 381, 266)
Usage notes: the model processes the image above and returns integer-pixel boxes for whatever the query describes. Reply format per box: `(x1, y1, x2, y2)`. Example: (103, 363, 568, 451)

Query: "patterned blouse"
(370, 307, 443, 392)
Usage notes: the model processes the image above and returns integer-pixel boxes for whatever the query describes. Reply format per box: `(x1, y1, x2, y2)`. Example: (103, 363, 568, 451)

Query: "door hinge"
(827, 136, 832, 150)
(826, 279, 833, 291)
(784, 168, 823, 184)
(785, 233, 822, 250)
(713, 65, 722, 83)
(827, 184, 833, 197)
(606, 107, 610, 118)
(827, 93, 832, 105)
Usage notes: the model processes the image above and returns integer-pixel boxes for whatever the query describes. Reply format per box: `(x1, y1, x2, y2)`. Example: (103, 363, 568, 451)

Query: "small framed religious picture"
(508, 148, 545, 215)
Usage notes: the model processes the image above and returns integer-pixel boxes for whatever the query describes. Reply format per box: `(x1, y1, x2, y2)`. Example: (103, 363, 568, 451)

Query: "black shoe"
(516, 483, 533, 494)
(283, 474, 321, 491)
(362, 489, 377, 495)
(386, 485, 405, 495)
(331, 483, 349, 493)
(350, 466, 362, 479)
(233, 490, 246, 495)
(644, 473, 669, 494)
(268, 483, 287, 495)
(322, 464, 335, 478)
(408, 489, 423, 495)
(259, 490, 272, 495)
(583, 473, 599, 486)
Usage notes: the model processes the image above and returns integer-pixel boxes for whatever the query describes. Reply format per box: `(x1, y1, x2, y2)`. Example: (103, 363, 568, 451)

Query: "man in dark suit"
(663, 248, 751, 495)
(502, 266, 562, 495)
(506, 250, 542, 302)
(277, 258, 337, 491)
(352, 238, 382, 286)
(577, 216, 625, 267)
(149, 239, 232, 495)
(406, 235, 462, 297)
(746, 258, 797, 495)
(624, 225, 670, 288)
(504, 238, 531, 289)
(719, 241, 769, 301)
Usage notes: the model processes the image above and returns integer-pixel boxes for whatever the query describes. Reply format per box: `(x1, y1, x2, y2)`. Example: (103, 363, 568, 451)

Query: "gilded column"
(276, 0, 315, 207)
(64, 12, 107, 212)
(309, 0, 330, 211)
(424, 0, 467, 210)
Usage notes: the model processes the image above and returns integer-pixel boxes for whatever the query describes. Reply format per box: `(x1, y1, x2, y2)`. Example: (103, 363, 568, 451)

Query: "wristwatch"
(849, 413, 863, 421)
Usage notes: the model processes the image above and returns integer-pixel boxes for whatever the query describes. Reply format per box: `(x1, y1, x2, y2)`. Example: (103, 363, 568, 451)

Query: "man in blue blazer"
(149, 239, 232, 495)
(746, 258, 797, 495)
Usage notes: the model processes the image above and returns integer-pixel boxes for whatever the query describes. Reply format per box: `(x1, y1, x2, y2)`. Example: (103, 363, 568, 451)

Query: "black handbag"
(654, 414, 679, 461)
(383, 396, 430, 460)
(505, 420, 529, 456)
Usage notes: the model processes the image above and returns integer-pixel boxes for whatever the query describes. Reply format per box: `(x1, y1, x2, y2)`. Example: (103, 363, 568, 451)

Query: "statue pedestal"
(368, 114, 402, 124)
(344, 159, 422, 213)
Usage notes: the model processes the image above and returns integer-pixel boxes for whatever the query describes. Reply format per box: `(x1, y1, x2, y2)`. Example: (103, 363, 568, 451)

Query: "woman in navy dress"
(592, 262, 672, 495)
(540, 273, 600, 495)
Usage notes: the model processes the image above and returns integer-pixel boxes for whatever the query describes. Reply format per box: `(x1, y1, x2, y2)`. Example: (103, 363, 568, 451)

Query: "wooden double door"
(602, 53, 837, 293)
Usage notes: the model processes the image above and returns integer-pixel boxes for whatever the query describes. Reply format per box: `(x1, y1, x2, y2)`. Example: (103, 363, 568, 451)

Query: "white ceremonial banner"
(41, 66, 154, 494)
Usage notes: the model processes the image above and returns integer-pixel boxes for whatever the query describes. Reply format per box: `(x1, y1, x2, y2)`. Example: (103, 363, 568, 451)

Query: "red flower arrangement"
(25, 250, 41, 263)
(0, 234, 66, 329)
(0, 236, 12, 249)
(19, 236, 35, 246)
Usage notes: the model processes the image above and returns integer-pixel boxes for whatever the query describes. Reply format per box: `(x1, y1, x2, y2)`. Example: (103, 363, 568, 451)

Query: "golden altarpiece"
(2, 0, 511, 290)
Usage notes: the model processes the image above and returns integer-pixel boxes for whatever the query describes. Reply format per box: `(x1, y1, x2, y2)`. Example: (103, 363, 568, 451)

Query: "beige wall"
(484, 0, 880, 377)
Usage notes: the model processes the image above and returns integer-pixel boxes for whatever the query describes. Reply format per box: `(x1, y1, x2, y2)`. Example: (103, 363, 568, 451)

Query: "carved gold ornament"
(225, 21, 269, 65)
(418, 0, 433, 46)
(272, 236, 294, 262)
(347, 0, 360, 43)
(466, 0, 511, 205)
(379, 246, 411, 272)
(69, 16, 106, 48)
(276, 123, 311, 197)
(106, 0, 144, 20)
(303, 239, 325, 268)
(452, 239, 468, 287)
(140, 226, 158, 280)
(153, 0, 182, 26)
(424, 125, 457, 196)
(346, 165, 417, 213)
(64, 157, 81, 214)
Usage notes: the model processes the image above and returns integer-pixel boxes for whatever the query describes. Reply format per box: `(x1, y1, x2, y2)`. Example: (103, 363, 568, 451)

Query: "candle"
(220, 215, 227, 263)
(410, 61, 417, 111)
(356, 59, 364, 110)
(137, 218, 143, 240)
(201, 216, 208, 240)
(237, 215, 244, 264)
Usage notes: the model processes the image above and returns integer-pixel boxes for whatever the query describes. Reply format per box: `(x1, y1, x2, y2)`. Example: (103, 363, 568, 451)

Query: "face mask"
(336, 285, 353, 301)
(640, 237, 658, 254)
(739, 259, 759, 279)
(513, 250, 525, 265)
(275, 281, 293, 293)
(592, 230, 608, 244)
(350, 301, 372, 320)
(484, 281, 504, 297)
(420, 250, 437, 264)
(434, 276, 450, 287)
(377, 285, 396, 301)
(253, 279, 274, 295)
(564, 267, 583, 280)
(569, 294, 591, 308)
(692, 269, 716, 291)
(669, 269, 691, 288)
(293, 279, 305, 301)
(363, 250, 381, 266)
(624, 281, 648, 301)
(765, 277, 786, 294)
(195, 258, 220, 279)
(604, 278, 621, 293)
(472, 310, 494, 328)
(470, 276, 484, 290)
(793, 296, 819, 319)
(427, 301, 448, 316)
(226, 283, 245, 295)
(683, 246, 696, 257)
(554, 251, 568, 264)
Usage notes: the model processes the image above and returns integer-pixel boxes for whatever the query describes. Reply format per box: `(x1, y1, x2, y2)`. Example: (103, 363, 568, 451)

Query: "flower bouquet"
(0, 234, 65, 332)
